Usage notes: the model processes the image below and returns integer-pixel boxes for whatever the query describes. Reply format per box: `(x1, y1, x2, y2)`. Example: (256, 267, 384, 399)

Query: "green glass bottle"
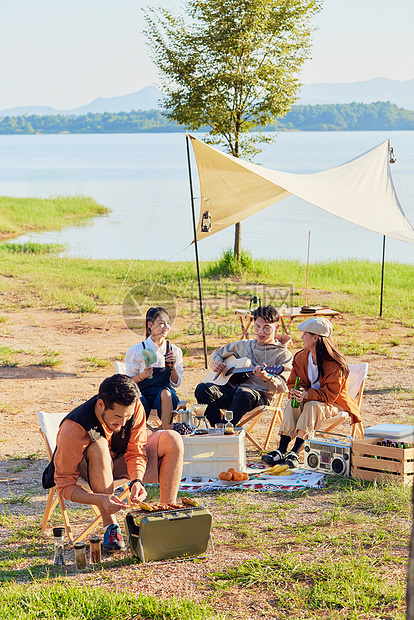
(291, 377, 300, 408)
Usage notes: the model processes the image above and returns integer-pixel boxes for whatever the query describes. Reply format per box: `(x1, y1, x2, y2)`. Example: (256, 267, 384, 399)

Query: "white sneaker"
(285, 451, 300, 469)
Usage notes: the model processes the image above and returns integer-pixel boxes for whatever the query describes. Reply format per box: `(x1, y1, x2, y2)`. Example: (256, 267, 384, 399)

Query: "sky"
(0, 0, 413, 110)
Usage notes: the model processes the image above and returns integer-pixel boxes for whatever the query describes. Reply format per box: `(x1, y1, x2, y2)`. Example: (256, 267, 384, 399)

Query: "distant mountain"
(0, 105, 63, 117)
(0, 86, 164, 117)
(69, 86, 163, 115)
(298, 77, 414, 110)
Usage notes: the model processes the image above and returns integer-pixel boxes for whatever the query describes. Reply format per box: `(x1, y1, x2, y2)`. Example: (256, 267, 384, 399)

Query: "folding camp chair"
(38, 410, 130, 544)
(115, 361, 162, 430)
(318, 362, 368, 438)
(238, 392, 285, 452)
(115, 360, 127, 375)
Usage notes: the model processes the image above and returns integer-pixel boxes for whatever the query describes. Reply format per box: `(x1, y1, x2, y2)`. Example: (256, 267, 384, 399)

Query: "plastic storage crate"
(182, 429, 246, 478)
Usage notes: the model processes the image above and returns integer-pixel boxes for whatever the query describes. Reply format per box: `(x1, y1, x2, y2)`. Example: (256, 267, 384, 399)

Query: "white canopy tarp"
(190, 136, 414, 244)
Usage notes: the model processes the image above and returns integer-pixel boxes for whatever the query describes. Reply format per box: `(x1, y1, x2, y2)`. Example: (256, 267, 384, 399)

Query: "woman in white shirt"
(125, 307, 183, 429)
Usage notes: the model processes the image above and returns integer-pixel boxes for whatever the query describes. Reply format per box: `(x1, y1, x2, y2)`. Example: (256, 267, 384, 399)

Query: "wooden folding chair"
(115, 361, 162, 431)
(319, 362, 368, 439)
(38, 410, 130, 544)
(238, 392, 285, 452)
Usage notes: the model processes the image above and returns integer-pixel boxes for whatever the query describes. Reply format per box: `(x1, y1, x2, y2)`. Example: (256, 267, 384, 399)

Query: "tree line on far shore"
(0, 101, 413, 134)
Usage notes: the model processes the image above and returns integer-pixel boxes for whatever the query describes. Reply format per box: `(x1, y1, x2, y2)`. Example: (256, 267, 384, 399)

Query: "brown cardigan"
(287, 349, 361, 424)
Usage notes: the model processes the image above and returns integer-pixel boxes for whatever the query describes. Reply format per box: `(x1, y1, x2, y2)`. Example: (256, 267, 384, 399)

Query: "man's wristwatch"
(128, 478, 143, 490)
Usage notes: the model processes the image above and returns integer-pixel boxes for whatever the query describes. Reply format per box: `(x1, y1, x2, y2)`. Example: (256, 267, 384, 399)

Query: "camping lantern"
(249, 295, 261, 311)
(201, 211, 212, 233)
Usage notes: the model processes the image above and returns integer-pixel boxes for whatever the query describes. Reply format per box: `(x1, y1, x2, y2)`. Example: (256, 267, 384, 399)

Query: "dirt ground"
(0, 306, 413, 459)
(0, 306, 413, 618)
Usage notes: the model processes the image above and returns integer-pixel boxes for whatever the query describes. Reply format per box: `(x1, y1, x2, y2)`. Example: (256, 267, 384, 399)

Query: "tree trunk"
(233, 120, 241, 262)
(234, 222, 241, 261)
(407, 484, 414, 618)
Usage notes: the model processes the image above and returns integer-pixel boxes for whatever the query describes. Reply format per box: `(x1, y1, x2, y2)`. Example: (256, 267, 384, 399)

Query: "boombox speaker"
(304, 431, 352, 477)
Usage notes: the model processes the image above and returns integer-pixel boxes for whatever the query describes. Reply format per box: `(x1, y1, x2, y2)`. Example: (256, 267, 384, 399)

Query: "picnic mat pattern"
(179, 463, 325, 493)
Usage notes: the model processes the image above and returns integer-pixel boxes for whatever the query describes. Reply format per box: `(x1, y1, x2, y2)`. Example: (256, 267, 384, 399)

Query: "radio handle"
(309, 429, 353, 443)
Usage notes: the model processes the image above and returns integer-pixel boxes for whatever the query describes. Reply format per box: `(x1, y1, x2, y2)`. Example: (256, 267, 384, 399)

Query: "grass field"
(0, 242, 413, 320)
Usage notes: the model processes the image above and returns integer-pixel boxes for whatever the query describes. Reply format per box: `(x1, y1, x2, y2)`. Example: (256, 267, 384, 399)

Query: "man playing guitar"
(195, 305, 293, 427)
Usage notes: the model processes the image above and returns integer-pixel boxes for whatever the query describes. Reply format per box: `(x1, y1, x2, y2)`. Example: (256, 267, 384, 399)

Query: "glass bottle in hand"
(164, 341, 174, 371)
(291, 377, 301, 408)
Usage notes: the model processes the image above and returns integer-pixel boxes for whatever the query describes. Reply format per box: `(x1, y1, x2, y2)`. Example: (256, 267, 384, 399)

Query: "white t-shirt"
(124, 336, 183, 388)
(307, 352, 320, 389)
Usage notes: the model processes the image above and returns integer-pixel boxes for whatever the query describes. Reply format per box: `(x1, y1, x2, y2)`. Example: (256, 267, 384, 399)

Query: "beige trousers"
(279, 400, 346, 439)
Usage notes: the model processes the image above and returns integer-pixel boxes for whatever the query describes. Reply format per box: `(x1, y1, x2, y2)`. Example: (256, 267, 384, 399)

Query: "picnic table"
(234, 306, 341, 338)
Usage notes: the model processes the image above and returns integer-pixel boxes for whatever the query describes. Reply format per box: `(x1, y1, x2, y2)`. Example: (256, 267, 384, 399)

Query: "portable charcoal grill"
(125, 505, 214, 563)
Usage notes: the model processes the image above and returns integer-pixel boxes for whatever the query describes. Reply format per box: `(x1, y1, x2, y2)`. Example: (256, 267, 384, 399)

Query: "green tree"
(144, 0, 322, 258)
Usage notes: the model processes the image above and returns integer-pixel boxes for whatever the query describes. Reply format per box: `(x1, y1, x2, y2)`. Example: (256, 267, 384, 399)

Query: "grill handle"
(163, 510, 193, 521)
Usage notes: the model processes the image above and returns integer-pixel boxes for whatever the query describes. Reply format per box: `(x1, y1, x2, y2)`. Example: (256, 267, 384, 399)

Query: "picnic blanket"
(179, 464, 325, 493)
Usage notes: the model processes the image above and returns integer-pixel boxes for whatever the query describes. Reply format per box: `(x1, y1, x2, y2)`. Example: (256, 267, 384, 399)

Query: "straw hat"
(297, 317, 332, 338)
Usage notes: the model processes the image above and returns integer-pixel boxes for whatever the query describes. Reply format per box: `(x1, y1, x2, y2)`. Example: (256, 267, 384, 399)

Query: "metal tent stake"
(186, 135, 208, 369)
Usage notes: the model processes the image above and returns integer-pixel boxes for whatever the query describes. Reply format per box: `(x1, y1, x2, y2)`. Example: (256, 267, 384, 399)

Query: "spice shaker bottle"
(89, 536, 101, 565)
(74, 542, 87, 570)
(53, 527, 66, 567)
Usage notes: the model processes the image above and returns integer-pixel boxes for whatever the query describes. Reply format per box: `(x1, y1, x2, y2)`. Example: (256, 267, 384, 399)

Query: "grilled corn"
(139, 501, 154, 512)
(182, 496, 199, 507)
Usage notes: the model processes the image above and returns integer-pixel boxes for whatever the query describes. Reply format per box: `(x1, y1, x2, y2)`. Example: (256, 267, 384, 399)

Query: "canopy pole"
(305, 230, 311, 306)
(186, 135, 208, 369)
(379, 235, 386, 317)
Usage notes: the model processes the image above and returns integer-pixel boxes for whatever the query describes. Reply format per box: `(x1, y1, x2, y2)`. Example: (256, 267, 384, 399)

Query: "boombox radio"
(304, 431, 352, 477)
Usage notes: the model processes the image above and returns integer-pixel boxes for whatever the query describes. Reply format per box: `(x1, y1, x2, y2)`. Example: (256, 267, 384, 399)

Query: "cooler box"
(182, 429, 246, 478)
(125, 506, 212, 563)
(364, 423, 414, 443)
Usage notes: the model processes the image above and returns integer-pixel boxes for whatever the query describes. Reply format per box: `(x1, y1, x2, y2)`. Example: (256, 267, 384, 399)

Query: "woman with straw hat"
(262, 316, 361, 469)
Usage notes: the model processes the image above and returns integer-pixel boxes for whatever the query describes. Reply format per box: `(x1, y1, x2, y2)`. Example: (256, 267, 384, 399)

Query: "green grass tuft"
(332, 477, 411, 516)
(204, 248, 256, 277)
(33, 349, 63, 367)
(211, 551, 404, 617)
(0, 582, 223, 619)
(80, 355, 111, 369)
(0, 194, 108, 238)
(0, 492, 32, 505)
(1, 242, 65, 254)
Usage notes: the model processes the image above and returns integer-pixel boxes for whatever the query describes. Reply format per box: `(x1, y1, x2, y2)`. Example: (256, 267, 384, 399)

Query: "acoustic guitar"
(201, 355, 284, 388)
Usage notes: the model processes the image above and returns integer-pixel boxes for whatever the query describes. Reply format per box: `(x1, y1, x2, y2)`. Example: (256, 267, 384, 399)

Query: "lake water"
(2, 131, 414, 264)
